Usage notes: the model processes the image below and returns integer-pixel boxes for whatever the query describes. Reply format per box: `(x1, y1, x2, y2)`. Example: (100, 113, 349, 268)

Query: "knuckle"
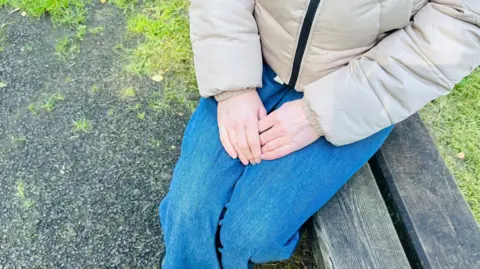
(272, 141, 280, 148)
(232, 119, 241, 126)
(249, 139, 259, 147)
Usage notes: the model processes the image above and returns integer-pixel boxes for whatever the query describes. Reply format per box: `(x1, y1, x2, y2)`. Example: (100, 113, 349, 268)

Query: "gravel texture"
(0, 4, 315, 268)
(0, 5, 188, 268)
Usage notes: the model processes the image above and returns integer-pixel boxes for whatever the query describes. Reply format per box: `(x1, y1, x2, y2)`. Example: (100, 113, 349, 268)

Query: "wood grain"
(309, 164, 410, 269)
(372, 114, 480, 269)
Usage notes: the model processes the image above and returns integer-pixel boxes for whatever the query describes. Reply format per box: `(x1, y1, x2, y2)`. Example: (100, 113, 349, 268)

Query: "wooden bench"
(307, 114, 480, 269)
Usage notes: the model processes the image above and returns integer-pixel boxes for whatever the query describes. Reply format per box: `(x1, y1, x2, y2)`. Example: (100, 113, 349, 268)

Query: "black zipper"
(288, 0, 321, 88)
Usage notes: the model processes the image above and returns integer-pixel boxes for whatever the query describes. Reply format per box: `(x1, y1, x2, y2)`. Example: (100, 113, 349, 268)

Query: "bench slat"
(309, 164, 410, 269)
(372, 114, 480, 268)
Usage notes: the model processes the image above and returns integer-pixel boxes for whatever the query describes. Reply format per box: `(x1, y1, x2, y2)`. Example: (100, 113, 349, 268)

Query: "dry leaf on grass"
(151, 75, 164, 82)
(100, 0, 107, 4)
(457, 152, 466, 159)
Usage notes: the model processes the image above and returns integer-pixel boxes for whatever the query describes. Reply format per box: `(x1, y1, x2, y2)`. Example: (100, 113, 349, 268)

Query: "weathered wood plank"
(308, 164, 410, 269)
(371, 114, 480, 269)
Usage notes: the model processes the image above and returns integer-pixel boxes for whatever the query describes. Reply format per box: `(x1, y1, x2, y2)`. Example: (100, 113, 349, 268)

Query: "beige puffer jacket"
(190, 0, 480, 145)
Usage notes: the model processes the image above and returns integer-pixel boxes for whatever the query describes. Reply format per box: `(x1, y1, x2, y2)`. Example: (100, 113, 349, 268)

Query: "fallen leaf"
(151, 74, 164, 82)
(100, 0, 107, 3)
(0, 81, 7, 88)
(457, 152, 465, 159)
(21, 11, 27, 17)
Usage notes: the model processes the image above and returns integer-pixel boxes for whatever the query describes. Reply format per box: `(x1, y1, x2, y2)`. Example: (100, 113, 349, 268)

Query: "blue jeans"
(159, 65, 393, 269)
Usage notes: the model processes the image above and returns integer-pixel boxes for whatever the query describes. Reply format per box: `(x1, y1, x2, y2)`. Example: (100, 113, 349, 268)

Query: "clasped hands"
(218, 91, 320, 165)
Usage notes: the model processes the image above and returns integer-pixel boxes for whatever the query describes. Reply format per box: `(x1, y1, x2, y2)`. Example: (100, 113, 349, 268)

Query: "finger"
(246, 123, 262, 164)
(234, 143, 250, 166)
(259, 112, 276, 133)
(236, 126, 253, 165)
(261, 145, 295, 161)
(258, 106, 267, 120)
(261, 136, 290, 153)
(260, 125, 283, 146)
(229, 128, 249, 165)
(219, 126, 237, 159)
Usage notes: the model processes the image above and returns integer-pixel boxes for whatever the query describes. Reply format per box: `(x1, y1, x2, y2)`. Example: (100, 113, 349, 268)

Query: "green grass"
(122, 0, 197, 110)
(28, 103, 37, 115)
(148, 138, 162, 148)
(420, 69, 480, 221)
(16, 181, 34, 209)
(41, 93, 64, 112)
(0, 25, 7, 53)
(137, 111, 146, 120)
(89, 26, 104, 35)
(55, 36, 70, 55)
(72, 118, 91, 132)
(20, 44, 33, 54)
(0, 0, 88, 27)
(110, 0, 138, 10)
(10, 135, 27, 144)
(91, 84, 100, 93)
(1, 0, 92, 58)
(75, 24, 87, 40)
(128, 103, 142, 111)
(148, 99, 170, 113)
(119, 87, 136, 99)
(55, 35, 81, 58)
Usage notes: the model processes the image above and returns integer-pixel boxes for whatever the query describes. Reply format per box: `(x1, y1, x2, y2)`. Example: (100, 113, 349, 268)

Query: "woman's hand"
(218, 91, 267, 165)
(259, 100, 320, 160)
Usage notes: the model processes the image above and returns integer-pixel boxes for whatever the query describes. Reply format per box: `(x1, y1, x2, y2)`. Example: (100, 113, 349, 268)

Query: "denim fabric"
(159, 65, 393, 269)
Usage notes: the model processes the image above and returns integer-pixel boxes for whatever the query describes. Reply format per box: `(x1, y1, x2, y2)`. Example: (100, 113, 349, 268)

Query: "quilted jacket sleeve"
(190, 0, 263, 99)
(304, 0, 480, 146)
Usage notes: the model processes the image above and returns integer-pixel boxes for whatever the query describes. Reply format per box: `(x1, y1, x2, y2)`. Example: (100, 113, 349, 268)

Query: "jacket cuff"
(303, 98, 324, 137)
(214, 88, 256, 102)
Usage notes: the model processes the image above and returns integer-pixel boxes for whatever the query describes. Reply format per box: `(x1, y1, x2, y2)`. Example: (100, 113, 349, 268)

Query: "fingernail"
(256, 158, 261, 164)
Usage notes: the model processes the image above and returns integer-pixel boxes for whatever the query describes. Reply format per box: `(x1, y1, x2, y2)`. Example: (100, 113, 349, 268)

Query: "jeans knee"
(161, 183, 224, 233)
(219, 218, 276, 259)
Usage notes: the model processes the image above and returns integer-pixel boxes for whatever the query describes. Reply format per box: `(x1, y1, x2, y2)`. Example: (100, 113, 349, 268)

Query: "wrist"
(214, 88, 256, 102)
(302, 98, 324, 137)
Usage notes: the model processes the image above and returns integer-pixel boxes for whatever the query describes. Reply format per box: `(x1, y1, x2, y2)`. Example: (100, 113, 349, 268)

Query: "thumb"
(258, 106, 267, 120)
